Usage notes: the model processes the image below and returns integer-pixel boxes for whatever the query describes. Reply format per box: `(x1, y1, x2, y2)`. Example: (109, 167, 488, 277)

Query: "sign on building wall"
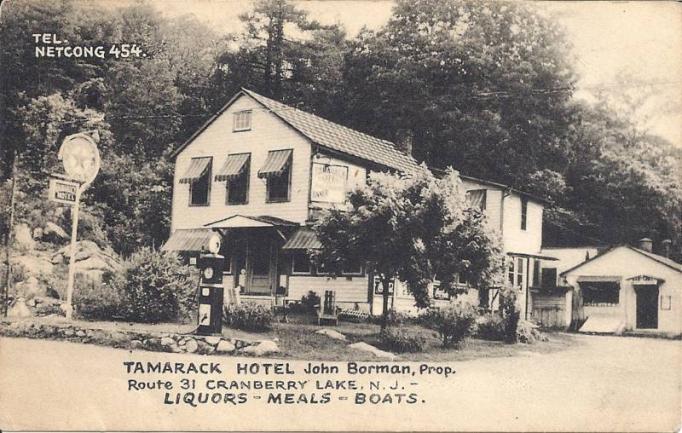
(311, 163, 348, 203)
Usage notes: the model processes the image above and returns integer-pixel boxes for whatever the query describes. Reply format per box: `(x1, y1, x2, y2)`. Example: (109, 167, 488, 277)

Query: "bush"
(369, 308, 414, 326)
(300, 291, 320, 313)
(476, 312, 505, 341)
(98, 248, 194, 323)
(378, 327, 425, 353)
(500, 287, 521, 343)
(223, 302, 273, 332)
(422, 301, 477, 348)
(516, 320, 548, 344)
(74, 274, 124, 320)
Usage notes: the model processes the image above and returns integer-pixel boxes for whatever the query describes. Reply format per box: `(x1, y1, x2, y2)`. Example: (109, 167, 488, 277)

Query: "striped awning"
(178, 157, 211, 184)
(282, 227, 322, 250)
(215, 153, 250, 182)
(161, 229, 216, 252)
(258, 149, 292, 178)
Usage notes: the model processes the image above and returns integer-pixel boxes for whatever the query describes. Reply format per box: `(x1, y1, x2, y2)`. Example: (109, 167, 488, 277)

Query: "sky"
(153, 0, 682, 147)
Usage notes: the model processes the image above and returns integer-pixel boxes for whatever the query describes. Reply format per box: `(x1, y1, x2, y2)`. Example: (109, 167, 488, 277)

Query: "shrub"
(300, 291, 320, 313)
(223, 302, 273, 332)
(369, 308, 414, 326)
(516, 320, 548, 344)
(476, 312, 505, 341)
(74, 274, 124, 320)
(500, 287, 521, 343)
(422, 301, 477, 348)
(378, 327, 425, 353)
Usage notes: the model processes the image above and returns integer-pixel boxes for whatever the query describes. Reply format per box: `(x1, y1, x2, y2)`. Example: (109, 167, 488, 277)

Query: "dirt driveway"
(0, 334, 680, 431)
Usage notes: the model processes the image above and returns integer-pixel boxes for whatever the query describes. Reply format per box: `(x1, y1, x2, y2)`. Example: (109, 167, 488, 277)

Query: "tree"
(313, 168, 503, 329)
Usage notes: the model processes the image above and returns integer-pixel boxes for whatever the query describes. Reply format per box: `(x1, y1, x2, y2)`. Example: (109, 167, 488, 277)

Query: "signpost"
(50, 132, 100, 320)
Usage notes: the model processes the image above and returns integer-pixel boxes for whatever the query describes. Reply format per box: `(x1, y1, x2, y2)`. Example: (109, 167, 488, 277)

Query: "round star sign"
(58, 133, 101, 186)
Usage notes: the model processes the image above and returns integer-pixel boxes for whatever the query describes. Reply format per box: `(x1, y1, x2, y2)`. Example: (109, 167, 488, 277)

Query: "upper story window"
(466, 189, 487, 211)
(215, 153, 250, 205)
(233, 110, 252, 132)
(520, 197, 528, 230)
(178, 157, 212, 206)
(258, 149, 293, 203)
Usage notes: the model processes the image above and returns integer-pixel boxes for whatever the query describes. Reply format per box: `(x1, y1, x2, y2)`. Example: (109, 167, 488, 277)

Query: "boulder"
(185, 339, 199, 353)
(13, 224, 35, 251)
(348, 342, 396, 361)
(316, 328, 347, 341)
(32, 227, 43, 240)
(203, 336, 222, 346)
(216, 340, 236, 353)
(43, 222, 69, 243)
(12, 255, 54, 278)
(8, 299, 33, 318)
(15, 276, 47, 299)
(241, 340, 279, 356)
(160, 337, 175, 346)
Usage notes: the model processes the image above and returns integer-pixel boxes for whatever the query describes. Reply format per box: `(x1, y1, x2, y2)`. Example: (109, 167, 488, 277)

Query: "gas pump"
(196, 233, 224, 336)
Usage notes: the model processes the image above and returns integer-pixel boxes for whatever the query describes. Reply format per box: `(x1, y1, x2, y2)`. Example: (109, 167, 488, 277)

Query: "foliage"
(475, 312, 505, 341)
(103, 248, 194, 323)
(313, 168, 503, 329)
(516, 320, 548, 344)
(223, 302, 274, 332)
(421, 301, 478, 348)
(73, 274, 124, 321)
(300, 290, 321, 313)
(378, 327, 425, 353)
(500, 287, 521, 343)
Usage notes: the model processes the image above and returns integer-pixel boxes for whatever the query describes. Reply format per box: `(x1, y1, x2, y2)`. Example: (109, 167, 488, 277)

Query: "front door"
(248, 230, 273, 295)
(635, 285, 658, 329)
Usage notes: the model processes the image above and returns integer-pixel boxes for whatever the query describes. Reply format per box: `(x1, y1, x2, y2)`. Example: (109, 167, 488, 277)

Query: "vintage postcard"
(0, 0, 680, 431)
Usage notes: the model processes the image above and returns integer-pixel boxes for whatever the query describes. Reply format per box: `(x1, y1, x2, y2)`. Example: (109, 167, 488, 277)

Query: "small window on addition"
(291, 252, 312, 275)
(233, 110, 252, 132)
(521, 197, 528, 230)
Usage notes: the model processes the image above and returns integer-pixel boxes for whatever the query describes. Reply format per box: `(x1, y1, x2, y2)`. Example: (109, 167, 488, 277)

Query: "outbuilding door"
(635, 285, 658, 329)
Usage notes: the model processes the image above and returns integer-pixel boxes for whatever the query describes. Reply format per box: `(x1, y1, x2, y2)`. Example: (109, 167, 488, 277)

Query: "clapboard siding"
(172, 95, 312, 230)
(288, 275, 369, 306)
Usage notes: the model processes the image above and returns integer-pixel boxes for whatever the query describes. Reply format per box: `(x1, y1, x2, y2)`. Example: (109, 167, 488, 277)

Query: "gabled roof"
(561, 245, 682, 276)
(172, 88, 422, 175)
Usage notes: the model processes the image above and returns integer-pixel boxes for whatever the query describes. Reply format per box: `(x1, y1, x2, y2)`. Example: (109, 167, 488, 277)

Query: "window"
(291, 252, 312, 275)
(466, 189, 487, 211)
(581, 282, 620, 306)
(455, 272, 467, 285)
(521, 197, 528, 230)
(266, 161, 291, 202)
(541, 268, 558, 290)
(660, 295, 672, 310)
(342, 261, 364, 276)
(507, 256, 527, 290)
(233, 110, 252, 131)
(227, 155, 250, 205)
(189, 158, 211, 206)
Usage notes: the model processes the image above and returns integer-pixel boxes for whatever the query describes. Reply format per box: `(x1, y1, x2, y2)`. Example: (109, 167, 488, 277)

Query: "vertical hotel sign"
(311, 163, 348, 203)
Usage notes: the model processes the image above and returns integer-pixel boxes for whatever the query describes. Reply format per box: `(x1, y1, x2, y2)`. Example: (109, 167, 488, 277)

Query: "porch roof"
(161, 228, 215, 253)
(282, 227, 322, 250)
(204, 214, 298, 229)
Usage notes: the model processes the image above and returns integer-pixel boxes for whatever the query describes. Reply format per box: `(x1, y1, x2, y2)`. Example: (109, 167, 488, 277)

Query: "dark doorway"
(635, 285, 659, 329)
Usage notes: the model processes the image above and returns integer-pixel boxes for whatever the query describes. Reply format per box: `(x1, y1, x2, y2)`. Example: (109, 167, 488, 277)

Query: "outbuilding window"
(291, 252, 313, 275)
(581, 282, 620, 306)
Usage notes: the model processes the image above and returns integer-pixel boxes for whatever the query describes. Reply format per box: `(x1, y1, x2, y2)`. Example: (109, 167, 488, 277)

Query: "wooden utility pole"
(3, 157, 17, 317)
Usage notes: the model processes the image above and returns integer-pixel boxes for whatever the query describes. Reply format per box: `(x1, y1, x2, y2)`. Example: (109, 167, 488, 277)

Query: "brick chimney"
(395, 129, 414, 157)
(638, 237, 653, 252)
(662, 239, 672, 258)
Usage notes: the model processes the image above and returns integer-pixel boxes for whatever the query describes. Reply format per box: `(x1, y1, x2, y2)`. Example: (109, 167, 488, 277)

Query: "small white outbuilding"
(561, 241, 682, 335)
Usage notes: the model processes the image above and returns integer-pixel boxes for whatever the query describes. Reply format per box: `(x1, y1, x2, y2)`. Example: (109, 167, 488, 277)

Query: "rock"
(216, 340, 236, 353)
(204, 336, 221, 346)
(316, 328, 347, 341)
(348, 342, 396, 361)
(8, 299, 33, 318)
(160, 337, 174, 346)
(63, 329, 75, 337)
(43, 222, 69, 243)
(241, 340, 279, 356)
(130, 340, 144, 350)
(76, 330, 86, 337)
(26, 298, 37, 307)
(15, 277, 46, 299)
(13, 224, 35, 251)
(32, 227, 43, 240)
(185, 339, 199, 353)
(12, 255, 54, 278)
